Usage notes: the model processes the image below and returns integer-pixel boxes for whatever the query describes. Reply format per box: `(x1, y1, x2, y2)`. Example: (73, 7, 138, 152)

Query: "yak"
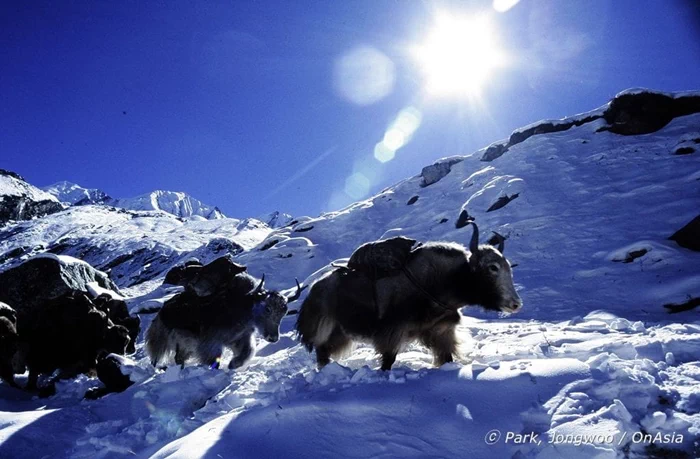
(0, 302, 19, 388)
(146, 265, 305, 370)
(296, 213, 522, 370)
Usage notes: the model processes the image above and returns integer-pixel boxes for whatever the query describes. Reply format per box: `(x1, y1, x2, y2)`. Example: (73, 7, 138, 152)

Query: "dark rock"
(487, 193, 520, 212)
(673, 146, 695, 155)
(439, 218, 448, 224)
(481, 115, 601, 162)
(407, 196, 419, 205)
(294, 225, 314, 233)
(420, 158, 464, 187)
(259, 239, 280, 251)
(601, 91, 700, 136)
(0, 255, 121, 317)
(664, 297, 700, 314)
(0, 195, 64, 226)
(612, 248, 649, 263)
(669, 215, 700, 251)
(455, 210, 474, 229)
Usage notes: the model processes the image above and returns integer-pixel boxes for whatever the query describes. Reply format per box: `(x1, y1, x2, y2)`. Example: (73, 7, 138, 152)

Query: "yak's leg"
(315, 327, 351, 369)
(0, 365, 18, 389)
(374, 328, 404, 371)
(421, 323, 458, 367)
(174, 344, 189, 369)
(25, 369, 39, 391)
(380, 352, 397, 371)
(194, 340, 223, 369)
(228, 335, 253, 370)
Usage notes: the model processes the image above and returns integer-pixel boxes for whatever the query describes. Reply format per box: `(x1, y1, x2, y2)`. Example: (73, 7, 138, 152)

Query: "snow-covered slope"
(259, 210, 294, 228)
(42, 181, 113, 206)
(0, 89, 698, 459)
(114, 190, 225, 220)
(0, 206, 271, 287)
(0, 170, 64, 225)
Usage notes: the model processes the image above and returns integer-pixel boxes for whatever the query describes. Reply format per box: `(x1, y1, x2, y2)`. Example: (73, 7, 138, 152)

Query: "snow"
(0, 90, 699, 458)
(114, 190, 225, 220)
(0, 173, 60, 203)
(42, 181, 110, 205)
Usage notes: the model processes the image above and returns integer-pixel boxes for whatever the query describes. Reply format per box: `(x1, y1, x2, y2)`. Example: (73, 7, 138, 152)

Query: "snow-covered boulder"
(420, 156, 464, 187)
(0, 254, 121, 316)
(0, 170, 64, 225)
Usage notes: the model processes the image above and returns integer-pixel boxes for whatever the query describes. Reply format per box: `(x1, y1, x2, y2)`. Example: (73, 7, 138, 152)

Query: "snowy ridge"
(0, 170, 60, 203)
(0, 206, 271, 287)
(42, 181, 112, 205)
(114, 190, 225, 220)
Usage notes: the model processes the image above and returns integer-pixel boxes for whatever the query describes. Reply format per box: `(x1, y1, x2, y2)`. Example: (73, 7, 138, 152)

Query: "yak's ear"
(230, 262, 247, 275)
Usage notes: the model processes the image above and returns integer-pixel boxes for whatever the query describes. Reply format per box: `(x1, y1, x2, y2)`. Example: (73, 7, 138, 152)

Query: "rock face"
(669, 215, 700, 252)
(420, 157, 464, 187)
(0, 170, 64, 225)
(602, 91, 700, 135)
(0, 254, 121, 316)
(480, 89, 700, 162)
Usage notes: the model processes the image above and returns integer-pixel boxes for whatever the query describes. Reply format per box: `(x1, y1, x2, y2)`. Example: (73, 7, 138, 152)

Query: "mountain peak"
(114, 190, 226, 220)
(42, 181, 113, 206)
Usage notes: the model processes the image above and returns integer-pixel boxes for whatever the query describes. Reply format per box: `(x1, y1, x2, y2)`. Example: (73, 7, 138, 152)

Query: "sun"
(412, 13, 506, 98)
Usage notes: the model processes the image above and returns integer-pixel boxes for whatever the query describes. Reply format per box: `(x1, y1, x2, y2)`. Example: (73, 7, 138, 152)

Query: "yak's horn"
(286, 279, 307, 302)
(252, 274, 266, 296)
(468, 222, 480, 255)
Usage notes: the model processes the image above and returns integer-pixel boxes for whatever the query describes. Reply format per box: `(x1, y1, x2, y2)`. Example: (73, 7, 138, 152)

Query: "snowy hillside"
(0, 206, 271, 288)
(114, 190, 225, 220)
(0, 90, 698, 458)
(42, 181, 113, 206)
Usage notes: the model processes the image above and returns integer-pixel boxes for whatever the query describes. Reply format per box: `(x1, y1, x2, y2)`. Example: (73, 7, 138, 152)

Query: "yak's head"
(250, 277, 306, 343)
(456, 211, 522, 314)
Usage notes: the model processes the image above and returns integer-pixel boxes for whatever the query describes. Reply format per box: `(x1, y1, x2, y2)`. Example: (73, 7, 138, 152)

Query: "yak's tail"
(145, 315, 171, 367)
(295, 291, 336, 353)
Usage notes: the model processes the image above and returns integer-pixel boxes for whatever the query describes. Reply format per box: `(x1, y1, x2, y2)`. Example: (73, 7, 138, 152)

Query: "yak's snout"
(501, 296, 523, 313)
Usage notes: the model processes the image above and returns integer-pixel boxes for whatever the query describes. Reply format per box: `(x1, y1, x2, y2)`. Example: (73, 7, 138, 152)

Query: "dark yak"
(146, 256, 305, 369)
(296, 213, 522, 370)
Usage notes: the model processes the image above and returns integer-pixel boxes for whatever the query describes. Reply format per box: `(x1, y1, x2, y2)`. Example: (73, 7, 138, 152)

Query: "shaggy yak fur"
(296, 215, 522, 370)
(12, 292, 131, 392)
(146, 260, 304, 370)
(0, 302, 19, 388)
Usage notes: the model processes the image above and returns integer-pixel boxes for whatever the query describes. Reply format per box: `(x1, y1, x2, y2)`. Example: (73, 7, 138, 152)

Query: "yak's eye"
(489, 264, 500, 273)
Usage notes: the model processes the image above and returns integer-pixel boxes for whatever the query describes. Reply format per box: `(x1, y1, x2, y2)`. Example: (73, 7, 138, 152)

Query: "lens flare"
(412, 13, 507, 97)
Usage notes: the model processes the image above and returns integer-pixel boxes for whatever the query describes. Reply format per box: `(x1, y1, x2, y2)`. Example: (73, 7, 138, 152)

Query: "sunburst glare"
(412, 13, 507, 98)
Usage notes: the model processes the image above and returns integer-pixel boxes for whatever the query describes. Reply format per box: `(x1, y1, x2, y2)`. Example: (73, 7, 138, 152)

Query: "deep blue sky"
(2, 1, 699, 218)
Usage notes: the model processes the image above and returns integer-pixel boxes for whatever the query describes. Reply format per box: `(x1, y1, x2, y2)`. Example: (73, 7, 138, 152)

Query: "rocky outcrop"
(601, 91, 700, 136)
(0, 254, 121, 316)
(420, 157, 464, 187)
(0, 170, 64, 225)
(669, 215, 700, 252)
(481, 89, 700, 162)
